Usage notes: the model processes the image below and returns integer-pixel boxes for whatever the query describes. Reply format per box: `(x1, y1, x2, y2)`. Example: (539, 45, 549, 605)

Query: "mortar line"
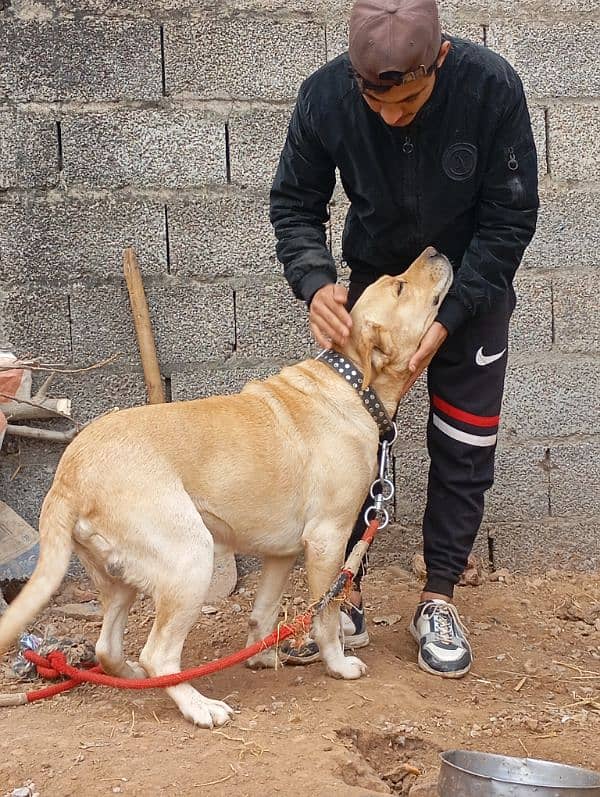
(56, 120, 63, 172)
(232, 289, 238, 352)
(160, 25, 167, 96)
(544, 107, 551, 175)
(225, 122, 232, 184)
(66, 292, 74, 362)
(164, 205, 171, 275)
(164, 375, 172, 402)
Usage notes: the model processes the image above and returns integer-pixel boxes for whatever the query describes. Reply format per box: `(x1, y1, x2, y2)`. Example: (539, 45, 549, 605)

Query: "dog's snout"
(424, 246, 438, 259)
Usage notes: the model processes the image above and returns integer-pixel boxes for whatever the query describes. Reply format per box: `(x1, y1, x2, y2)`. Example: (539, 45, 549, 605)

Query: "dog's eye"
(432, 294, 440, 306)
(396, 281, 405, 296)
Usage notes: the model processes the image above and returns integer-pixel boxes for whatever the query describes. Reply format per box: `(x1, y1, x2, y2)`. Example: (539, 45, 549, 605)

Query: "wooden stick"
(122, 248, 165, 404)
(5, 424, 78, 442)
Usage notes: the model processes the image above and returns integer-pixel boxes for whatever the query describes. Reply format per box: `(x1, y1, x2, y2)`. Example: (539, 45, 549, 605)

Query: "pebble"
(12, 788, 33, 797)
(50, 602, 102, 620)
(201, 605, 218, 615)
(231, 603, 242, 613)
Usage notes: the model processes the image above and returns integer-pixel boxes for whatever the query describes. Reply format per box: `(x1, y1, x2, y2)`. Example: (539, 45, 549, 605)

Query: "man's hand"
(309, 284, 352, 348)
(402, 321, 448, 395)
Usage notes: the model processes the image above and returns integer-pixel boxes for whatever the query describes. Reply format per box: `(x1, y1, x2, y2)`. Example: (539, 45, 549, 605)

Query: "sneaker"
(409, 599, 472, 678)
(279, 601, 370, 665)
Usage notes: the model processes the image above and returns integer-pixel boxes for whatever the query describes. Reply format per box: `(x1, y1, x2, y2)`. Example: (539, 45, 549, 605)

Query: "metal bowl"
(439, 750, 600, 796)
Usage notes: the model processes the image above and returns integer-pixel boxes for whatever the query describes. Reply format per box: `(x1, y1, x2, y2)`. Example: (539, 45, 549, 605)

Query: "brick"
(70, 281, 235, 366)
(485, 444, 549, 522)
(171, 363, 280, 401)
(61, 110, 226, 189)
(487, 23, 599, 98)
(487, 517, 600, 574)
(0, 19, 162, 102)
(436, 0, 599, 19)
(550, 442, 600, 517)
(167, 190, 278, 279)
(326, 18, 484, 61)
(0, 285, 72, 362)
(57, 368, 150, 424)
(523, 186, 600, 271)
(0, 110, 58, 189)
(553, 271, 600, 353)
(503, 357, 599, 438)
(548, 105, 600, 181)
(227, 106, 292, 189)
(165, 18, 325, 101)
(0, 198, 166, 286)
(235, 282, 315, 360)
(509, 271, 552, 352)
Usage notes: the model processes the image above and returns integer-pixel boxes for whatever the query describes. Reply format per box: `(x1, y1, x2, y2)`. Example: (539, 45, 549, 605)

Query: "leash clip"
(363, 423, 397, 530)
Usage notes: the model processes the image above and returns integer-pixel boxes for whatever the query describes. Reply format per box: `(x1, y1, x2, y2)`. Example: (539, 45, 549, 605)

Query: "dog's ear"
(356, 320, 396, 389)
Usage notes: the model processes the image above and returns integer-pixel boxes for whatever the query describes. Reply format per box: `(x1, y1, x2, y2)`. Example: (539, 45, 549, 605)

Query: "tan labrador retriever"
(0, 246, 452, 727)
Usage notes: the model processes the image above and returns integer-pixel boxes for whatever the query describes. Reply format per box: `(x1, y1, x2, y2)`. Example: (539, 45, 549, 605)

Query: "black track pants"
(345, 284, 516, 598)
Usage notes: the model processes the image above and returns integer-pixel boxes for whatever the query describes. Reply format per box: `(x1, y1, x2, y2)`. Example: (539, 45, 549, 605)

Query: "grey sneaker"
(409, 599, 472, 678)
(279, 602, 370, 665)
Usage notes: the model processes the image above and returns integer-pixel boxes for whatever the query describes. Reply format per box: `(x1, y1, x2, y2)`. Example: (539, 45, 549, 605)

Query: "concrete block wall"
(0, 0, 598, 575)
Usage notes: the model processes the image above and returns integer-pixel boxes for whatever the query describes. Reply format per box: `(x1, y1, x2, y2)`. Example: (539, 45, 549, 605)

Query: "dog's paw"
(326, 655, 367, 680)
(181, 693, 235, 728)
(246, 649, 279, 670)
(125, 660, 148, 679)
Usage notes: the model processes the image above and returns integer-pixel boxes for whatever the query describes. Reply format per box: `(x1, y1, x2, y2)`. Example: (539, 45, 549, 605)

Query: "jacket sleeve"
(270, 87, 338, 303)
(436, 79, 540, 334)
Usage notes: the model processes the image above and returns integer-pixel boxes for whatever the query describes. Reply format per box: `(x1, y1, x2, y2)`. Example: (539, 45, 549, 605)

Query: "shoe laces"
(426, 602, 468, 646)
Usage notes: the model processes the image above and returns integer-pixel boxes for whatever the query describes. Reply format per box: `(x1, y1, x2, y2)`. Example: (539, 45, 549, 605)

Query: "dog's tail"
(0, 489, 75, 655)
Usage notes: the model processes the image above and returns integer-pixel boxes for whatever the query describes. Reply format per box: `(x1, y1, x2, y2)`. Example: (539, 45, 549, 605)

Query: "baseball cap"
(349, 0, 442, 86)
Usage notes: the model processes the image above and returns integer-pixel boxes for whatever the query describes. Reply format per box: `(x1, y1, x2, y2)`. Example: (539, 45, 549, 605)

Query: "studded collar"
(317, 349, 395, 440)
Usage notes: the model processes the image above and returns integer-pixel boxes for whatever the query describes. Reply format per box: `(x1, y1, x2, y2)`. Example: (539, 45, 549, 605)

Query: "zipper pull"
(402, 137, 414, 154)
(507, 147, 519, 171)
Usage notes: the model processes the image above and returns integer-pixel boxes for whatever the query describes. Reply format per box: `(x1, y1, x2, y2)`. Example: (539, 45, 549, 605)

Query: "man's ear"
(356, 320, 396, 389)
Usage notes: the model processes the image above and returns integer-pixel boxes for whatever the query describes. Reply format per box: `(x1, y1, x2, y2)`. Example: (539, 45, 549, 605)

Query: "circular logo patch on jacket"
(442, 143, 478, 181)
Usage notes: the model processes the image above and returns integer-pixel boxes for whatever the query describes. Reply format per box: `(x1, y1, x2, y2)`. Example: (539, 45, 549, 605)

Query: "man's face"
(359, 40, 451, 128)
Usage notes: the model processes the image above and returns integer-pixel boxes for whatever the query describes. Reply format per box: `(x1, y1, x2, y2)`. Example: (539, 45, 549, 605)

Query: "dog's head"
(348, 247, 453, 388)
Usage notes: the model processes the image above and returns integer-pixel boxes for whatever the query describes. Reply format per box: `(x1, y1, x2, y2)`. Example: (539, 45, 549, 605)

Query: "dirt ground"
(2, 559, 600, 797)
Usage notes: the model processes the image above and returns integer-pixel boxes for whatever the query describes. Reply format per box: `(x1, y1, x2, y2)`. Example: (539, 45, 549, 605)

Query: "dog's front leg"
(303, 524, 367, 680)
(246, 553, 296, 669)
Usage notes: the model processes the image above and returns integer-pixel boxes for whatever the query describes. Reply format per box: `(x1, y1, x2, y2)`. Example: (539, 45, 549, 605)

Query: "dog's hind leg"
(138, 509, 234, 728)
(246, 553, 296, 669)
(303, 521, 368, 680)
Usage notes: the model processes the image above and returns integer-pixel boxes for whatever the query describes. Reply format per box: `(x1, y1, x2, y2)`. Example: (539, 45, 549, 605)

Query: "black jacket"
(270, 37, 539, 334)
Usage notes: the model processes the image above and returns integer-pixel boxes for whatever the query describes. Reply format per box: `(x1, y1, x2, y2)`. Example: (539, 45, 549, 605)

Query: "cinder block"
(487, 517, 600, 574)
(509, 271, 552, 352)
(550, 442, 600, 518)
(394, 446, 428, 523)
(0, 19, 162, 102)
(171, 363, 280, 401)
(0, 110, 58, 189)
(61, 110, 227, 189)
(167, 190, 278, 279)
(55, 368, 150, 425)
(227, 106, 292, 189)
(0, 457, 56, 529)
(530, 105, 547, 178)
(70, 281, 235, 367)
(548, 105, 600, 181)
(394, 373, 429, 448)
(235, 282, 314, 360)
(0, 199, 166, 285)
(485, 444, 549, 522)
(503, 357, 600, 438)
(436, 0, 598, 20)
(165, 18, 325, 101)
(487, 23, 598, 98)
(523, 185, 600, 270)
(553, 271, 600, 354)
(1, 286, 72, 362)
(327, 18, 484, 60)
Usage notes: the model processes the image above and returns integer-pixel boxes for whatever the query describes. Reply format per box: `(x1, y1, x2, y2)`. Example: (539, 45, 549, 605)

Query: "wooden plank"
(0, 500, 39, 565)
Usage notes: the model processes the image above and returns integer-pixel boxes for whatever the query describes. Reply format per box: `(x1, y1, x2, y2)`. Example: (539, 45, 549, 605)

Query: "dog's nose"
(424, 246, 439, 259)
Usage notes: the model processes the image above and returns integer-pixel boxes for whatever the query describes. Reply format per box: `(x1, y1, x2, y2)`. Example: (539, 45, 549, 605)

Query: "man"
(270, 0, 538, 677)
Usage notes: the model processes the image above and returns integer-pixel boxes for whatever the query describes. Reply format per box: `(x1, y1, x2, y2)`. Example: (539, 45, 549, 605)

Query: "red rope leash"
(1, 519, 380, 707)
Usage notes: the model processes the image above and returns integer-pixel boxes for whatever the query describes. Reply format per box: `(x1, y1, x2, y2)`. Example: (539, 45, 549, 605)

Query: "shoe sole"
(277, 631, 370, 665)
(344, 630, 370, 650)
(409, 623, 471, 679)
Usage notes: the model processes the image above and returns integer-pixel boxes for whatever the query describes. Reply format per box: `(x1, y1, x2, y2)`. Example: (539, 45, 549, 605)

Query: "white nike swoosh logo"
(475, 347, 506, 366)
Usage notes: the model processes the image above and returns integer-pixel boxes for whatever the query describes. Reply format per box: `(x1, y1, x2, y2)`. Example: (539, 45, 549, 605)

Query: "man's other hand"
(309, 284, 353, 349)
(402, 321, 448, 395)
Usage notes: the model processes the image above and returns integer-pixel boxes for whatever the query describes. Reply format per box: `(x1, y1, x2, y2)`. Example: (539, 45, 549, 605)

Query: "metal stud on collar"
(317, 349, 396, 440)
